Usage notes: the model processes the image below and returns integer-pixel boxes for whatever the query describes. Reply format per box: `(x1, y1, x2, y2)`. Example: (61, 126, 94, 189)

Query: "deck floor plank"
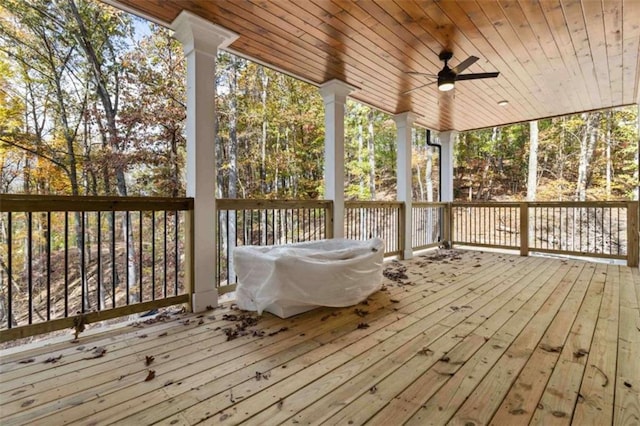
(530, 262, 609, 425)
(322, 257, 566, 425)
(0, 250, 635, 426)
(403, 260, 580, 425)
(489, 261, 596, 425)
(451, 260, 591, 425)
(613, 266, 640, 425)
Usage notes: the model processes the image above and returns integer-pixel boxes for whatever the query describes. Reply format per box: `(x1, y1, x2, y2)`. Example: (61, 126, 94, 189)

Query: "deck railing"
(0, 195, 193, 342)
(452, 201, 638, 264)
(526, 201, 634, 260)
(1, 196, 637, 342)
(412, 202, 448, 250)
(215, 199, 333, 292)
(452, 202, 522, 250)
(344, 201, 403, 256)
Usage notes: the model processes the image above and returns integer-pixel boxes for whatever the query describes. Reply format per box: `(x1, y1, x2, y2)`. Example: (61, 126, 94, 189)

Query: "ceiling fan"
(405, 51, 499, 94)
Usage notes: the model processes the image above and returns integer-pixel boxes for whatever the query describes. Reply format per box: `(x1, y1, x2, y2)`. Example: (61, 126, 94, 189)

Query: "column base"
(191, 289, 219, 313)
(402, 249, 414, 260)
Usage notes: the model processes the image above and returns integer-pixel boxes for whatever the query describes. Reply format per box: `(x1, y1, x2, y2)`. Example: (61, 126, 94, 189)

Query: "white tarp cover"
(234, 238, 384, 318)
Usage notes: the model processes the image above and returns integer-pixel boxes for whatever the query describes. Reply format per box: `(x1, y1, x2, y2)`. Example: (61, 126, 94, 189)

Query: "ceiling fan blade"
(456, 72, 500, 81)
(406, 71, 438, 78)
(402, 81, 437, 94)
(451, 55, 479, 74)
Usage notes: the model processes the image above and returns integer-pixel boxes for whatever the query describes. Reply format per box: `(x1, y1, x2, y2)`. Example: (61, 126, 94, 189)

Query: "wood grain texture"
(111, 0, 640, 132)
(1, 251, 637, 425)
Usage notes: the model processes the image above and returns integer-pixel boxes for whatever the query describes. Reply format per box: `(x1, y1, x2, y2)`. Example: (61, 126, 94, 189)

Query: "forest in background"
(1, 0, 638, 204)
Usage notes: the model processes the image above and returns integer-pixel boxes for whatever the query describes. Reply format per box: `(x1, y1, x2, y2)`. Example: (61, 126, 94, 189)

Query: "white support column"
(439, 130, 458, 202)
(172, 12, 238, 312)
(319, 79, 355, 238)
(393, 112, 419, 259)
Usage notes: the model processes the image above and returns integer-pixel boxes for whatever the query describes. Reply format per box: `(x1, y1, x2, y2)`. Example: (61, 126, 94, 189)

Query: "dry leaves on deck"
(44, 354, 62, 364)
(144, 370, 156, 381)
(84, 347, 107, 360)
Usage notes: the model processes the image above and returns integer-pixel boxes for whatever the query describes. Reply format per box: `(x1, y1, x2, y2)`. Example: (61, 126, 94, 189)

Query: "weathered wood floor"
(1, 250, 639, 425)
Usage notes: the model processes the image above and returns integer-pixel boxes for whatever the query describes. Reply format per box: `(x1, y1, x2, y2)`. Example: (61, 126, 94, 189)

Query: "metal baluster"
(164, 211, 168, 298)
(46, 212, 51, 321)
(28, 212, 32, 324)
(97, 211, 102, 310)
(174, 211, 179, 295)
(111, 211, 116, 308)
(7, 212, 12, 329)
(152, 211, 156, 301)
(64, 212, 68, 317)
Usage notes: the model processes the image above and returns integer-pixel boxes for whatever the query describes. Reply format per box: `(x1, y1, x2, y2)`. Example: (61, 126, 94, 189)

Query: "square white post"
(393, 112, 419, 259)
(319, 79, 355, 238)
(172, 12, 238, 312)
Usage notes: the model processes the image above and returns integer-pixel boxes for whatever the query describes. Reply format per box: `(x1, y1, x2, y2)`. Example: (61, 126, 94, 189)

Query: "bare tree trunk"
(357, 120, 364, 197)
(259, 68, 269, 194)
(527, 120, 538, 201)
(605, 111, 612, 200)
(575, 113, 598, 201)
(367, 110, 376, 200)
(227, 57, 240, 283)
(426, 145, 434, 202)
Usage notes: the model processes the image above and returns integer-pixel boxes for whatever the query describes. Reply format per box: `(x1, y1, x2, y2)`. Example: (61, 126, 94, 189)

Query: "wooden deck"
(1, 250, 638, 425)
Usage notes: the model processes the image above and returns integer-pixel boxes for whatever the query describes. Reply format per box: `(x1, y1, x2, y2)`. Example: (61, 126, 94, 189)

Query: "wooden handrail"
(0, 194, 193, 212)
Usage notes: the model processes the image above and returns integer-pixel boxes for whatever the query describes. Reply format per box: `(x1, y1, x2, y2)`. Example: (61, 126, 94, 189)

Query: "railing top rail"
(412, 202, 448, 208)
(527, 201, 631, 208)
(0, 194, 193, 212)
(451, 200, 632, 208)
(451, 201, 521, 208)
(345, 200, 403, 208)
(216, 198, 333, 210)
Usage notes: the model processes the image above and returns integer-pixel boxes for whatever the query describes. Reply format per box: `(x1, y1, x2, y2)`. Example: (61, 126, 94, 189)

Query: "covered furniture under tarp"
(234, 238, 384, 318)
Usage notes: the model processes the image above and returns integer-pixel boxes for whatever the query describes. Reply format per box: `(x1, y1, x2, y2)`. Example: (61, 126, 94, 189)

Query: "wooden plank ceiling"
(111, 0, 640, 132)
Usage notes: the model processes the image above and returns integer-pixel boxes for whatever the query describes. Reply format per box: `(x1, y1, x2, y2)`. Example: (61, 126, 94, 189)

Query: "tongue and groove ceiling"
(111, 0, 640, 132)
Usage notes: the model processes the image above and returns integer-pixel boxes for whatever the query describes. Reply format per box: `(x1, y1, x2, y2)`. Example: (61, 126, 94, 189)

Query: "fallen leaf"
(357, 323, 370, 329)
(21, 399, 35, 408)
(624, 381, 632, 388)
(158, 332, 168, 337)
(390, 299, 400, 303)
(573, 348, 589, 358)
(138, 334, 148, 339)
(198, 319, 204, 325)
(369, 386, 377, 394)
(267, 327, 288, 336)
(418, 348, 433, 356)
(539, 343, 562, 353)
(144, 370, 156, 381)
(44, 355, 62, 364)
(277, 398, 284, 410)
(18, 358, 35, 364)
(145, 355, 155, 366)
(84, 347, 107, 360)
(591, 364, 609, 387)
